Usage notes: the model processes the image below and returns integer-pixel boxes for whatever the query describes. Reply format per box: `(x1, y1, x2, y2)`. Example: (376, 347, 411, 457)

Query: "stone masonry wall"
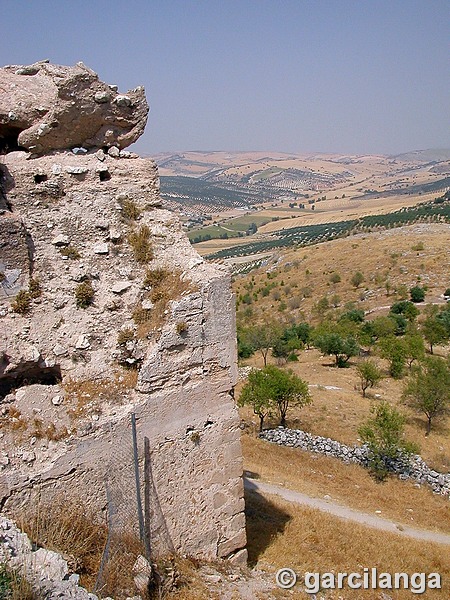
(0, 76, 246, 564)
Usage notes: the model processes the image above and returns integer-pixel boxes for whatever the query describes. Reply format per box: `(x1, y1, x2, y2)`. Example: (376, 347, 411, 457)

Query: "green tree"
(291, 322, 313, 348)
(409, 286, 426, 303)
(267, 365, 311, 427)
(378, 336, 407, 379)
(339, 309, 365, 324)
(361, 316, 396, 346)
(359, 402, 417, 481)
(238, 368, 274, 431)
(421, 314, 448, 354)
(435, 304, 450, 339)
(402, 356, 450, 435)
(272, 325, 305, 363)
(314, 332, 360, 367)
(238, 365, 311, 430)
(403, 332, 425, 369)
(390, 300, 419, 322)
(240, 322, 282, 366)
(350, 271, 365, 289)
(356, 360, 383, 397)
(237, 325, 255, 360)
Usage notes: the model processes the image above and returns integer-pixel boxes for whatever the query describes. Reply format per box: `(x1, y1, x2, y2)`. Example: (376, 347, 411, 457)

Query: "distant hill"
(391, 149, 450, 163)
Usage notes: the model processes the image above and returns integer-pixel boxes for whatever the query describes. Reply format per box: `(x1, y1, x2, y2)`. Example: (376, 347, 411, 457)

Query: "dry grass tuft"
(119, 197, 141, 221)
(31, 418, 69, 441)
(28, 278, 42, 299)
(59, 246, 81, 259)
(63, 369, 137, 419)
(0, 406, 28, 433)
(117, 327, 135, 345)
(128, 225, 154, 263)
(143, 267, 170, 288)
(11, 290, 32, 314)
(17, 494, 107, 591)
(134, 270, 194, 338)
(74, 280, 94, 308)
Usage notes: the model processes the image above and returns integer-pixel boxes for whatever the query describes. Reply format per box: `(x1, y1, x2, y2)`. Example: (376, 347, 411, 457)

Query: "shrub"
(0, 563, 33, 599)
(409, 285, 426, 303)
(395, 284, 408, 300)
(329, 272, 341, 284)
(75, 281, 94, 308)
(350, 271, 364, 288)
(143, 268, 169, 288)
(190, 431, 201, 444)
(119, 197, 141, 221)
(127, 225, 153, 263)
(11, 290, 32, 314)
(117, 328, 135, 345)
(411, 242, 424, 251)
(176, 321, 188, 334)
(359, 402, 418, 481)
(59, 246, 81, 259)
(0, 272, 5, 282)
(28, 278, 41, 299)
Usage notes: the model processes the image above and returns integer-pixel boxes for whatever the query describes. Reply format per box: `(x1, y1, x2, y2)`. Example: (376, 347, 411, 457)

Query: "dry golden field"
(234, 222, 450, 320)
(231, 220, 450, 598)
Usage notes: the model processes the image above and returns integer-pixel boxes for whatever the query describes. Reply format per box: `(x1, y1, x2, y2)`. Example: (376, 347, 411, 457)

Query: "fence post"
(143, 436, 152, 560)
(131, 412, 146, 545)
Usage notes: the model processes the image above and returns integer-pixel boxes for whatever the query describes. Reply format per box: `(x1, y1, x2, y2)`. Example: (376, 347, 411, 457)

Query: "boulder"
(0, 61, 148, 154)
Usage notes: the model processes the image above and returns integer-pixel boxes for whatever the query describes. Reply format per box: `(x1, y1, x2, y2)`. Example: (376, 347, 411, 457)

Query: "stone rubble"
(0, 516, 99, 599)
(260, 428, 450, 497)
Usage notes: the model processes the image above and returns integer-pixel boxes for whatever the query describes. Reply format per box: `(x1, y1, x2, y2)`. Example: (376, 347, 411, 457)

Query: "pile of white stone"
(0, 517, 99, 600)
(260, 428, 450, 498)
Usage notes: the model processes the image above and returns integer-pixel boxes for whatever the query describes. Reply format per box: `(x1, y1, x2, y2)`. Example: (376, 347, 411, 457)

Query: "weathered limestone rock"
(0, 62, 246, 565)
(0, 61, 148, 154)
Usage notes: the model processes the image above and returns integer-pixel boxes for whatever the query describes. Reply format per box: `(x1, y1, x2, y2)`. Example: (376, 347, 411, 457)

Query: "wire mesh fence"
(94, 413, 174, 599)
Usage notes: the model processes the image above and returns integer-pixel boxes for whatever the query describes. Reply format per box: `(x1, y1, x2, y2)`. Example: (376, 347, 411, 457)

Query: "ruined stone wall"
(0, 63, 246, 566)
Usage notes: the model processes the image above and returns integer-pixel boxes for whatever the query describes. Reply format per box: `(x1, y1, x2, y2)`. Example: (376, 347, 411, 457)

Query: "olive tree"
(359, 402, 417, 481)
(314, 332, 360, 367)
(402, 356, 450, 435)
(356, 360, 383, 397)
(238, 365, 311, 430)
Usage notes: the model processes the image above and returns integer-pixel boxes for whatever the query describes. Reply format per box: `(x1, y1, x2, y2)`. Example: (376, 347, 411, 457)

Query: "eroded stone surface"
(0, 62, 246, 564)
(0, 61, 148, 154)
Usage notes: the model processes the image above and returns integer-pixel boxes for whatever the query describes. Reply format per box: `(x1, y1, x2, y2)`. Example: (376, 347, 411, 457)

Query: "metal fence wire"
(94, 413, 174, 599)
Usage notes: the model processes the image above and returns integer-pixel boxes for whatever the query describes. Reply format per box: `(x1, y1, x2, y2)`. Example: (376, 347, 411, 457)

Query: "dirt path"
(244, 478, 450, 546)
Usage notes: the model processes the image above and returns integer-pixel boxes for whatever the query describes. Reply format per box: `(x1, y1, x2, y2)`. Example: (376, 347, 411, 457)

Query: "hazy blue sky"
(1, 0, 449, 156)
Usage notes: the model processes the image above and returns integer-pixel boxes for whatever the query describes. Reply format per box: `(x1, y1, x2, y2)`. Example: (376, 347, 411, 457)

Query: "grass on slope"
(242, 434, 450, 534)
(246, 490, 449, 599)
